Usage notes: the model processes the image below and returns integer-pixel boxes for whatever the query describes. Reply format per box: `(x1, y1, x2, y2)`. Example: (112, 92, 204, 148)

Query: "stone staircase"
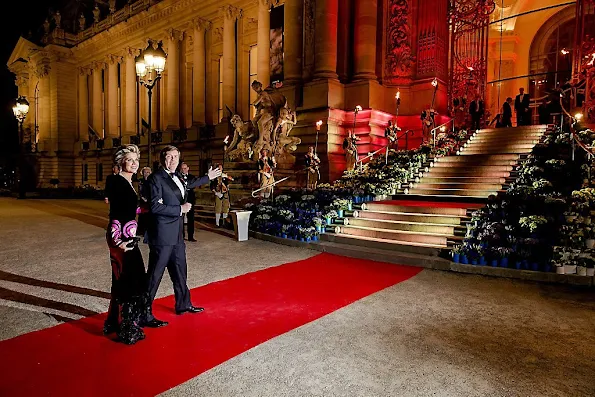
(320, 125, 548, 257)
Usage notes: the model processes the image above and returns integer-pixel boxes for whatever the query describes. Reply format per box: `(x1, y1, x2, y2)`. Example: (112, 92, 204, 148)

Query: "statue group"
(225, 81, 301, 165)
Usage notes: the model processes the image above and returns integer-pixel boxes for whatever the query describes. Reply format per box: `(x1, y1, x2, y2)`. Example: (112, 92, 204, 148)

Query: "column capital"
(78, 66, 92, 76)
(220, 5, 242, 21)
(93, 61, 107, 70)
(124, 47, 140, 58)
(15, 75, 29, 88)
(35, 64, 50, 78)
(166, 28, 184, 42)
(192, 17, 212, 32)
(256, 0, 274, 9)
(106, 54, 123, 65)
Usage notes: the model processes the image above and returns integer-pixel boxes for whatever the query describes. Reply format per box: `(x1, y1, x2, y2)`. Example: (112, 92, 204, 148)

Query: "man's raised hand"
(208, 166, 222, 180)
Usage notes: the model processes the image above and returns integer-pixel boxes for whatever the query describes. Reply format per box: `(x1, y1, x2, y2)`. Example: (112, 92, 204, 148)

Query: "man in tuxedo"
(515, 87, 531, 126)
(469, 94, 484, 131)
(501, 97, 513, 128)
(180, 162, 197, 242)
(142, 145, 221, 328)
(104, 164, 120, 204)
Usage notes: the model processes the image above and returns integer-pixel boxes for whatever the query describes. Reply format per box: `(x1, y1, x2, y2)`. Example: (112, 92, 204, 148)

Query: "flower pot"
(522, 260, 529, 270)
(515, 261, 522, 270)
(315, 225, 322, 233)
(577, 266, 587, 276)
(300, 237, 306, 242)
(337, 210, 344, 218)
(312, 235, 319, 242)
(460, 255, 468, 264)
(479, 256, 486, 266)
(322, 227, 326, 233)
(564, 264, 577, 274)
(586, 239, 595, 249)
(471, 259, 478, 265)
(325, 217, 332, 225)
(348, 202, 353, 211)
(500, 258, 509, 268)
(281, 233, 287, 238)
(452, 253, 460, 263)
(530, 263, 539, 272)
(490, 259, 498, 267)
(543, 264, 552, 273)
(306, 237, 311, 242)
(555, 266, 565, 275)
(587, 268, 595, 277)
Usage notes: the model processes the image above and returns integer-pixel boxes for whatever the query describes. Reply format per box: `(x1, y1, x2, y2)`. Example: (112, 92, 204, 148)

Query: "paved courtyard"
(0, 197, 594, 397)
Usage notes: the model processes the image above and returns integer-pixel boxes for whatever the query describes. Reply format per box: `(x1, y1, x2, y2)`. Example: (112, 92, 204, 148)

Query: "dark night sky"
(0, 1, 74, 164)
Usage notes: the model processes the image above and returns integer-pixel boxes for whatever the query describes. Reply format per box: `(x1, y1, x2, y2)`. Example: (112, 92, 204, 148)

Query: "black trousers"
(184, 208, 195, 239)
(471, 116, 481, 131)
(145, 243, 191, 320)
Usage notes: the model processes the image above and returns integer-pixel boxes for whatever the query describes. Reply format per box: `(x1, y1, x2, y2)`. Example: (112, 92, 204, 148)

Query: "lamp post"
(395, 89, 401, 128)
(353, 105, 362, 135)
(135, 40, 167, 167)
(315, 120, 323, 155)
(12, 96, 30, 198)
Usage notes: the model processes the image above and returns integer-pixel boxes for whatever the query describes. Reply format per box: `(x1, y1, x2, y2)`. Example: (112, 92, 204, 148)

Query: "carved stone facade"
(7, 0, 454, 192)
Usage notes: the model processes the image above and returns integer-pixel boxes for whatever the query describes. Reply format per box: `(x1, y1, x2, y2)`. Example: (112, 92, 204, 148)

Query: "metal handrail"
(430, 119, 454, 147)
(356, 129, 414, 171)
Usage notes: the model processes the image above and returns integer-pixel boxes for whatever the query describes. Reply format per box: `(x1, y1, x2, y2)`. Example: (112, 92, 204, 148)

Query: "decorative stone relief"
(213, 28, 223, 44)
(106, 54, 123, 65)
(93, 5, 101, 24)
(192, 17, 212, 32)
(244, 17, 258, 33)
(166, 28, 185, 42)
(384, 0, 415, 83)
(79, 14, 86, 31)
(221, 5, 242, 21)
(303, 0, 315, 79)
(54, 11, 62, 29)
(35, 64, 50, 78)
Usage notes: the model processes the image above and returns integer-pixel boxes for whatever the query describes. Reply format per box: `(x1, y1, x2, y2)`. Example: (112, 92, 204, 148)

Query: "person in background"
(515, 87, 531, 126)
(538, 99, 550, 125)
(501, 97, 513, 128)
(210, 164, 234, 228)
(104, 164, 120, 204)
(304, 146, 321, 190)
(258, 149, 276, 199)
(180, 162, 197, 242)
(469, 94, 484, 131)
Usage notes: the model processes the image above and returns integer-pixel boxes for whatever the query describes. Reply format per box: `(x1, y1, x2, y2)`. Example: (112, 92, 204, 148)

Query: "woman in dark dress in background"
(104, 144, 147, 345)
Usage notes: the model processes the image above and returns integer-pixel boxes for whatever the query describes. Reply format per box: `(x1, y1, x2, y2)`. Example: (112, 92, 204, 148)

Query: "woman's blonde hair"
(113, 144, 140, 168)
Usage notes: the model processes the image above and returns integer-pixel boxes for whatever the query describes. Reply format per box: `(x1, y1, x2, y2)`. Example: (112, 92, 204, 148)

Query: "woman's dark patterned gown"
(105, 175, 148, 344)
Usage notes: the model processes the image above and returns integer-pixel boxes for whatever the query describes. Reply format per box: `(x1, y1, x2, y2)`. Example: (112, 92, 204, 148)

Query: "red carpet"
(0, 253, 422, 397)
(377, 200, 484, 209)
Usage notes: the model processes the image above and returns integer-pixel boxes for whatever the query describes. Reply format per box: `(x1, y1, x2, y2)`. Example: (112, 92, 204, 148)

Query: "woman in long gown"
(103, 144, 148, 345)
(343, 130, 359, 172)
(258, 148, 276, 199)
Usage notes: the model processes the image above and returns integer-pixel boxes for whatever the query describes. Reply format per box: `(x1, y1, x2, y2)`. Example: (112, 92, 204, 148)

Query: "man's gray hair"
(113, 144, 140, 167)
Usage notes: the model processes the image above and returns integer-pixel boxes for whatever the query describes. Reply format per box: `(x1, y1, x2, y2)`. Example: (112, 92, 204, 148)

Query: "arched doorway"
(528, 6, 593, 99)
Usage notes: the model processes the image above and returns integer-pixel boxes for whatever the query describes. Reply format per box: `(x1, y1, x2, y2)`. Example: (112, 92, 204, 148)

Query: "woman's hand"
(118, 242, 134, 252)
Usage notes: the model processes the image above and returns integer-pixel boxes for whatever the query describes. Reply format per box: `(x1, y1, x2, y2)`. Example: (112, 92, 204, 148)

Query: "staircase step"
(420, 177, 506, 184)
(407, 188, 502, 197)
(354, 210, 464, 225)
(426, 169, 510, 177)
(361, 203, 469, 216)
(413, 182, 503, 190)
(428, 165, 513, 172)
(460, 149, 533, 154)
(431, 159, 516, 167)
(345, 218, 457, 234)
(320, 233, 446, 255)
(434, 154, 520, 162)
(336, 225, 450, 246)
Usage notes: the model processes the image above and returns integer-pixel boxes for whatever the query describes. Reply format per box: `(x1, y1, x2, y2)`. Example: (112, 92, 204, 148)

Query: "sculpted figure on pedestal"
(225, 80, 301, 164)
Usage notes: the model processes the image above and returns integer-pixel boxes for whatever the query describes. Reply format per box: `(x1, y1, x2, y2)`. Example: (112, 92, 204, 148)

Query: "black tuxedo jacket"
(515, 94, 530, 111)
(147, 168, 209, 246)
(469, 100, 484, 117)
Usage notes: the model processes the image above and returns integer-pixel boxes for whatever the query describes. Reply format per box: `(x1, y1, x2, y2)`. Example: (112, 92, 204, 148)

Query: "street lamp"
(135, 40, 167, 166)
(12, 96, 29, 198)
(395, 89, 401, 128)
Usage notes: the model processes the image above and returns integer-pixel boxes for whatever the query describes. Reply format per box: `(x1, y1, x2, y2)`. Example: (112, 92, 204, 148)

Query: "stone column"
(106, 55, 122, 138)
(222, 5, 241, 113)
(284, 0, 303, 84)
(36, 65, 51, 147)
(192, 18, 210, 124)
(92, 61, 105, 137)
(353, 0, 377, 80)
(314, 0, 339, 79)
(124, 48, 137, 136)
(257, 0, 272, 87)
(78, 68, 90, 142)
(166, 29, 183, 130)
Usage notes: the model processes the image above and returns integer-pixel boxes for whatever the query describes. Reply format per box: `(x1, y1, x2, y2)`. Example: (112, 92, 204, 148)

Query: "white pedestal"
(231, 210, 252, 241)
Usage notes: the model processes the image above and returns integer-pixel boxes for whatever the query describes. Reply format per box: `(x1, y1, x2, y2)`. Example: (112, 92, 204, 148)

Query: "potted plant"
(498, 247, 511, 268)
(324, 210, 338, 225)
(313, 217, 323, 233)
(451, 245, 462, 263)
(577, 257, 588, 276)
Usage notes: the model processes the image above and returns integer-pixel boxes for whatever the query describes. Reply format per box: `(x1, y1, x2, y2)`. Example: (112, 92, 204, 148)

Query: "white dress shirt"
(169, 172, 185, 199)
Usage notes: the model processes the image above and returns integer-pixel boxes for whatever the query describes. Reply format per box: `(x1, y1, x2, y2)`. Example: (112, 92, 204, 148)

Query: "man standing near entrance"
(515, 87, 531, 126)
(142, 145, 221, 328)
(180, 162, 197, 242)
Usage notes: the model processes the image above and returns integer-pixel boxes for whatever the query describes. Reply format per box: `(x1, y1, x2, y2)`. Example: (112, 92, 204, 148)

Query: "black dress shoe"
(176, 306, 204, 315)
(188, 237, 197, 242)
(140, 318, 168, 328)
